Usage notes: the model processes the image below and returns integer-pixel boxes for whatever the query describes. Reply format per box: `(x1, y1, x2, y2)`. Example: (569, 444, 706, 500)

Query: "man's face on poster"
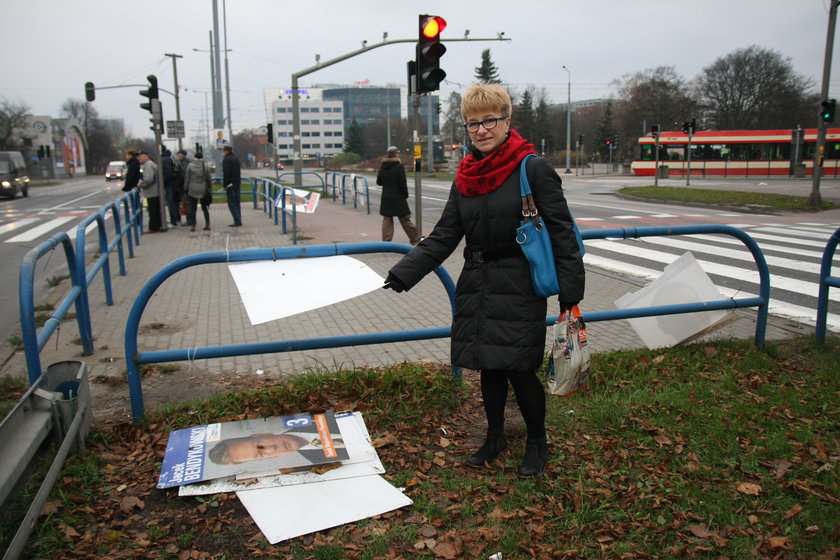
(226, 433, 305, 463)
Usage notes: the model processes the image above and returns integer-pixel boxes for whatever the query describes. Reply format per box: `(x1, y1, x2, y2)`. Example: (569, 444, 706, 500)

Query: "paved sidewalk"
(0, 185, 812, 421)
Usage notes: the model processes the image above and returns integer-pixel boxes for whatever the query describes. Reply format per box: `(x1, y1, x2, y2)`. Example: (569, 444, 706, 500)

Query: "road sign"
(166, 120, 185, 139)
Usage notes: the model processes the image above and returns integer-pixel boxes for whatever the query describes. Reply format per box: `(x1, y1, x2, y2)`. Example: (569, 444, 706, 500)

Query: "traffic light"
(821, 99, 836, 123)
(682, 121, 690, 134)
(266, 123, 274, 144)
(651, 124, 660, 139)
(85, 82, 95, 102)
(416, 14, 446, 93)
(578, 134, 584, 147)
(139, 74, 159, 113)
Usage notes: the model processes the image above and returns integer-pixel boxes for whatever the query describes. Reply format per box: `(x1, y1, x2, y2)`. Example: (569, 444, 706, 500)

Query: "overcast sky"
(1, 0, 836, 147)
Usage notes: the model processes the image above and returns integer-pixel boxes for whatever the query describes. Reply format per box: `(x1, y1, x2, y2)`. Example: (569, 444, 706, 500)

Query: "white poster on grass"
(227, 256, 384, 325)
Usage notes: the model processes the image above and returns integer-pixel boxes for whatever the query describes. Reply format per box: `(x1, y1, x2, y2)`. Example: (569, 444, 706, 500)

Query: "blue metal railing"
(339, 174, 371, 213)
(564, 225, 771, 348)
(816, 226, 840, 344)
(19, 190, 144, 384)
(123, 242, 456, 423)
(19, 233, 92, 384)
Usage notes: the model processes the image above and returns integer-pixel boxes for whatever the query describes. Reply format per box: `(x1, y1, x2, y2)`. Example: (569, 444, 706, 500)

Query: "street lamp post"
(562, 65, 571, 174)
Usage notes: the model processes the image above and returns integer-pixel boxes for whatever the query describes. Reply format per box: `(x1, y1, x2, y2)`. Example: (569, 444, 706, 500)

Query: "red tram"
(631, 128, 840, 177)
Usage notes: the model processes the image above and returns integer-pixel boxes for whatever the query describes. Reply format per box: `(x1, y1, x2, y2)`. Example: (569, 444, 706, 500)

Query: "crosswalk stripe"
(5, 216, 76, 243)
(583, 253, 840, 332)
(632, 235, 826, 275)
(690, 233, 840, 262)
(754, 226, 834, 241)
(585, 239, 840, 302)
(0, 218, 39, 237)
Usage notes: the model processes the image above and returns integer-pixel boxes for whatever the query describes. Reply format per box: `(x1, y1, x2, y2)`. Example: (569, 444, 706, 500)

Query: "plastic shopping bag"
(547, 305, 590, 396)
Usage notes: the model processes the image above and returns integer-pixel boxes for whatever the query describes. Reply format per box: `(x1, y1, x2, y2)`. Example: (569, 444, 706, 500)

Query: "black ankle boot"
(466, 432, 507, 468)
(518, 437, 548, 476)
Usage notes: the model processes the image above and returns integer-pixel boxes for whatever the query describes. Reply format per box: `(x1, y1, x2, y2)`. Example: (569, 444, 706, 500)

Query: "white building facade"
(264, 88, 344, 163)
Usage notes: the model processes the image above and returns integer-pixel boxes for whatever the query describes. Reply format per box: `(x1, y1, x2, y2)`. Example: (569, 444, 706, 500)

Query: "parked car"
(105, 160, 126, 181)
(0, 151, 30, 198)
(276, 162, 285, 170)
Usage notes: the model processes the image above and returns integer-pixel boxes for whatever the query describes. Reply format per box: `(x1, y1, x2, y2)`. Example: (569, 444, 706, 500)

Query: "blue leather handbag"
(515, 154, 584, 298)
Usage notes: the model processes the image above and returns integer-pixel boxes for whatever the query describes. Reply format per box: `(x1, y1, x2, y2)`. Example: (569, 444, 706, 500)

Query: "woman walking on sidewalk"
(377, 146, 420, 245)
(383, 84, 585, 476)
(184, 152, 213, 232)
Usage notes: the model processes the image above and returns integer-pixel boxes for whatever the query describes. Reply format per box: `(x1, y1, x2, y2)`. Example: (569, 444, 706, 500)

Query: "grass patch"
(18, 338, 840, 559)
(46, 274, 70, 288)
(618, 185, 836, 212)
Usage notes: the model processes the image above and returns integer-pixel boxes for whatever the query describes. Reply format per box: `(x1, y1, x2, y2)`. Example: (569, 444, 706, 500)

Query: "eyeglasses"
(463, 116, 508, 133)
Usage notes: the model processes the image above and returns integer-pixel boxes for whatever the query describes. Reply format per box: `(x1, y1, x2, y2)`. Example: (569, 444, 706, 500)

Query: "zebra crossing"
(578, 216, 840, 333)
(1, 211, 111, 244)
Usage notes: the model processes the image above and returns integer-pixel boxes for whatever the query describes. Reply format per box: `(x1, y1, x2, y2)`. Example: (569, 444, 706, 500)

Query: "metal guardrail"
(321, 171, 371, 212)
(816, 226, 840, 344)
(566, 225, 771, 348)
(19, 190, 143, 384)
(123, 242, 457, 423)
(0, 360, 91, 560)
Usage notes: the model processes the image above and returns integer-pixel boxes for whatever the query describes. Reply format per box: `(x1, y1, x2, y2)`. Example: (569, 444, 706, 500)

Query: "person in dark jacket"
(222, 145, 242, 227)
(384, 83, 585, 477)
(161, 149, 180, 227)
(123, 150, 140, 192)
(376, 146, 420, 245)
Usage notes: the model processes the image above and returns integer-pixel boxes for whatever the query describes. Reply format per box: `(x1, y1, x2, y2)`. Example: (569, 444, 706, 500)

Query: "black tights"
(480, 368, 545, 440)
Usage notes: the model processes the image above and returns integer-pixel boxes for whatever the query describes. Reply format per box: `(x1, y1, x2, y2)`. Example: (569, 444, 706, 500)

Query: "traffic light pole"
(289, 34, 510, 186)
(810, 0, 839, 207)
(413, 93, 423, 237)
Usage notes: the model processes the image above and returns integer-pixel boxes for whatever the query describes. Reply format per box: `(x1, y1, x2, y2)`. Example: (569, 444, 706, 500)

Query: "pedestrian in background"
(184, 151, 212, 232)
(376, 146, 420, 245)
(123, 150, 140, 192)
(161, 149, 180, 227)
(175, 149, 189, 222)
(384, 83, 585, 476)
(137, 151, 162, 232)
(222, 145, 242, 227)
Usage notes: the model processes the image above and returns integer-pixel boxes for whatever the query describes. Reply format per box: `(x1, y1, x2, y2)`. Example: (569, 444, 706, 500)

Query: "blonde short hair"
(461, 83, 512, 121)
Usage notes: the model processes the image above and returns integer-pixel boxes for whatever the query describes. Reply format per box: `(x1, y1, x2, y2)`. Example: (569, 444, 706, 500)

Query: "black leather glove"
(559, 301, 579, 314)
(382, 273, 406, 293)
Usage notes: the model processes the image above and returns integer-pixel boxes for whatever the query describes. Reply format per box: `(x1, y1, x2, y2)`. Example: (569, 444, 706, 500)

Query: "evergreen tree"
(474, 49, 501, 84)
(344, 118, 364, 158)
(515, 89, 536, 143)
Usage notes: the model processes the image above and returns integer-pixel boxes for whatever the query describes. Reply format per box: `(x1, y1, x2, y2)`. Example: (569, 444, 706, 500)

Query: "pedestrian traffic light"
(651, 124, 660, 139)
(139, 75, 159, 113)
(266, 123, 274, 144)
(821, 99, 836, 123)
(416, 14, 446, 93)
(682, 121, 690, 134)
(85, 82, 95, 102)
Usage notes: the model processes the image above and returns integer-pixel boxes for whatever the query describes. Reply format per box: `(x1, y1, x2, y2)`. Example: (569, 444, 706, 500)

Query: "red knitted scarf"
(455, 130, 536, 196)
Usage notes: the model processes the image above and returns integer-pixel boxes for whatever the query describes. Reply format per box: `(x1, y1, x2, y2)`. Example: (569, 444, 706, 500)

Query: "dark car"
(276, 162, 285, 170)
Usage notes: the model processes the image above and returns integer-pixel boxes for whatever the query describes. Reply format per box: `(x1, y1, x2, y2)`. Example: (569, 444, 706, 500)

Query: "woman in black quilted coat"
(384, 83, 585, 476)
(376, 146, 420, 245)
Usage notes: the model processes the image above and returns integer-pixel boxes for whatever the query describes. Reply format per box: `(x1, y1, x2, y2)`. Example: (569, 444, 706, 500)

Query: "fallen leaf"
(688, 524, 714, 539)
(372, 434, 397, 448)
(783, 504, 802, 520)
(767, 536, 790, 550)
(654, 435, 672, 447)
(438, 437, 451, 448)
(434, 542, 458, 559)
(772, 458, 793, 479)
(735, 482, 761, 496)
(119, 496, 145, 513)
(40, 500, 61, 516)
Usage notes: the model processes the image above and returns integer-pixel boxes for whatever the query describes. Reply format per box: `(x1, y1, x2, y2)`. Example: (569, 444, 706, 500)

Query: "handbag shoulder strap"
(519, 154, 539, 222)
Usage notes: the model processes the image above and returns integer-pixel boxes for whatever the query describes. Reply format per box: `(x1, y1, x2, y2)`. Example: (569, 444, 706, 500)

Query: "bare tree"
(615, 66, 697, 144)
(0, 97, 33, 151)
(695, 45, 817, 129)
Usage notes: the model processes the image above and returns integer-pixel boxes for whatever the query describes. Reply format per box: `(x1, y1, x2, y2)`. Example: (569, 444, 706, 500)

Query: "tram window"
(640, 144, 654, 161)
(826, 142, 840, 157)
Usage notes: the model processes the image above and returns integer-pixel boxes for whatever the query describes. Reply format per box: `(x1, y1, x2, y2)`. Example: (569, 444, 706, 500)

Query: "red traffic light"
(421, 16, 446, 38)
